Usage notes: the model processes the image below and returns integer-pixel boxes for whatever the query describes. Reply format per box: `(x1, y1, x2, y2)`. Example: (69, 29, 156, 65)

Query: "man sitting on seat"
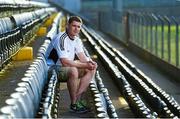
(46, 16, 97, 113)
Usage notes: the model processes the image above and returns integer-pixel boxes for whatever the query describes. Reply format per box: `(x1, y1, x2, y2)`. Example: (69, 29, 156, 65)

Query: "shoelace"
(76, 102, 84, 108)
(77, 100, 87, 107)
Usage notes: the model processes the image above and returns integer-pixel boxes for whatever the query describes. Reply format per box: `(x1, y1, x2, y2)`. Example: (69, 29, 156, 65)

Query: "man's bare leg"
(76, 68, 96, 99)
(67, 67, 79, 104)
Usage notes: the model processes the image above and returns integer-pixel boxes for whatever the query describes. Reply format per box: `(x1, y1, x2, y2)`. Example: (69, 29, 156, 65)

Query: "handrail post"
(171, 16, 179, 67)
(139, 13, 143, 47)
(164, 16, 171, 63)
(145, 14, 149, 49)
(148, 14, 153, 53)
(152, 14, 159, 56)
(125, 11, 130, 46)
(157, 15, 165, 59)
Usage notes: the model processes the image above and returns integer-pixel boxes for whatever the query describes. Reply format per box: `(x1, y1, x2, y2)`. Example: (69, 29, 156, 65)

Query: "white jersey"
(45, 31, 85, 66)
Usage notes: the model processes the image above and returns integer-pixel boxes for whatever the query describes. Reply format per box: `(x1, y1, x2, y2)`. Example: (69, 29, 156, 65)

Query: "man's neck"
(68, 35, 75, 40)
(66, 30, 75, 40)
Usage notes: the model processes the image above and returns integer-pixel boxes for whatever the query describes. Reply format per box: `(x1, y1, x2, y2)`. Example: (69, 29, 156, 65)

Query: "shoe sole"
(69, 109, 90, 114)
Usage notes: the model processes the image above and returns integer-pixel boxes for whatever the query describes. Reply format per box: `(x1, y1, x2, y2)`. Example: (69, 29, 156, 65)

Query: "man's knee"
(68, 67, 79, 79)
(85, 67, 97, 75)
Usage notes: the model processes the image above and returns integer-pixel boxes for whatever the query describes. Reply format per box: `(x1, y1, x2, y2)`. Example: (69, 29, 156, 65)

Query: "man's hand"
(87, 60, 97, 70)
(88, 60, 96, 65)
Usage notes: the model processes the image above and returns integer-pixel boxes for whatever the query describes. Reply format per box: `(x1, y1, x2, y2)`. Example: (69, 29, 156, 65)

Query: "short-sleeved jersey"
(46, 31, 85, 66)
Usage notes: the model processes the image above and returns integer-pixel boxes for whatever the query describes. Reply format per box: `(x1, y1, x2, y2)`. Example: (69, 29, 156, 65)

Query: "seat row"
(0, 0, 50, 18)
(85, 25, 180, 117)
(0, 8, 56, 35)
(83, 46, 118, 118)
(0, 12, 63, 118)
(0, 8, 56, 71)
(0, 0, 49, 7)
(82, 26, 158, 118)
(83, 25, 180, 118)
(94, 34, 173, 117)
(40, 70, 60, 119)
(0, 55, 49, 118)
(95, 71, 118, 118)
(36, 12, 63, 118)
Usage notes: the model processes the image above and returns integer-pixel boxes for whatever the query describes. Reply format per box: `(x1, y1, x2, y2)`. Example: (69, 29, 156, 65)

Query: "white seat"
(21, 77, 41, 110)
(10, 92, 35, 117)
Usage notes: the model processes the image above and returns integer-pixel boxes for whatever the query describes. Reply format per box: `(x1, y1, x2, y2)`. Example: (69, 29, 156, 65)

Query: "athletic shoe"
(78, 100, 87, 108)
(70, 102, 89, 113)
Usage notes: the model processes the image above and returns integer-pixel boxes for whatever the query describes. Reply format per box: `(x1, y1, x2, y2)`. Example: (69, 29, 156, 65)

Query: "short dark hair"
(68, 16, 83, 24)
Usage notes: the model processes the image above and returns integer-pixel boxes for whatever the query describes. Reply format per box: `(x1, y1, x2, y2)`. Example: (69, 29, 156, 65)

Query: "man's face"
(68, 21, 82, 38)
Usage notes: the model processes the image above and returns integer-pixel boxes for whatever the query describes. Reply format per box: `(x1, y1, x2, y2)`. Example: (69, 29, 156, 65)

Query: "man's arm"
(77, 52, 97, 68)
(76, 52, 89, 63)
(60, 58, 95, 70)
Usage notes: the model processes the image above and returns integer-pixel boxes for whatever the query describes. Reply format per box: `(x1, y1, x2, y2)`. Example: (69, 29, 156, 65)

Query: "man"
(46, 16, 97, 113)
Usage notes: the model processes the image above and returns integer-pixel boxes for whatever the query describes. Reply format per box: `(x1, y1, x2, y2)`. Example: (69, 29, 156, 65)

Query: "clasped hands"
(87, 60, 97, 70)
